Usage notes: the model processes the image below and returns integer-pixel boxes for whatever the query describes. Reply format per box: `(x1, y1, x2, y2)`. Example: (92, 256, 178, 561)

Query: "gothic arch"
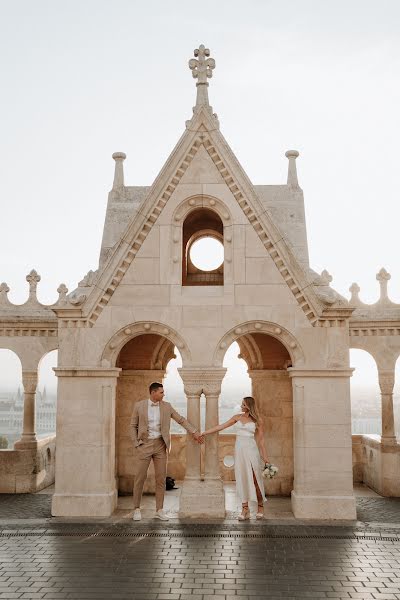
(101, 321, 191, 367)
(213, 321, 305, 368)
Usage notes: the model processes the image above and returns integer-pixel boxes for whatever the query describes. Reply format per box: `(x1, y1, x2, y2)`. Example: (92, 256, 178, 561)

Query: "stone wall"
(351, 434, 400, 496)
(116, 370, 164, 494)
(251, 370, 293, 495)
(0, 435, 56, 493)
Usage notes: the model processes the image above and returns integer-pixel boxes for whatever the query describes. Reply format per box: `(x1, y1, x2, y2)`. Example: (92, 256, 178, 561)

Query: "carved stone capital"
(378, 370, 395, 395)
(22, 371, 38, 394)
(178, 368, 226, 397)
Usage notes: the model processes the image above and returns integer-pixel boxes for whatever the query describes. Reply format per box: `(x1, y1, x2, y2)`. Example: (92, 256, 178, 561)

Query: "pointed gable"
(179, 143, 225, 184)
(82, 47, 325, 327)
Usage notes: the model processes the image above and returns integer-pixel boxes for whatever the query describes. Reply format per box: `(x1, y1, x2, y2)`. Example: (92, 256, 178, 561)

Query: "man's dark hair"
(149, 382, 163, 394)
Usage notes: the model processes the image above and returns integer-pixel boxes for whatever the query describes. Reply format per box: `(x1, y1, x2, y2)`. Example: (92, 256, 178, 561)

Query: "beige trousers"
(133, 438, 167, 510)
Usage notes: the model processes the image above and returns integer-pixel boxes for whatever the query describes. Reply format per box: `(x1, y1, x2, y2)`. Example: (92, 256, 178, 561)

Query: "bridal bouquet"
(262, 462, 278, 479)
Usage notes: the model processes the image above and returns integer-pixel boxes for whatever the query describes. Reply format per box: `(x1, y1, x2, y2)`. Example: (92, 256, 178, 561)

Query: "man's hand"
(193, 432, 204, 444)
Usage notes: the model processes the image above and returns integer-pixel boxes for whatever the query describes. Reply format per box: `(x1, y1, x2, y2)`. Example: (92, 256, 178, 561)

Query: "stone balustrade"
(0, 434, 56, 493)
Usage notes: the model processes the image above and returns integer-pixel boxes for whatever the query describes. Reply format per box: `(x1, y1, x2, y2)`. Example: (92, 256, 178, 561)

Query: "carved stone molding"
(171, 195, 232, 227)
(87, 131, 322, 326)
(54, 367, 121, 378)
(288, 368, 354, 378)
(0, 321, 58, 337)
(213, 321, 304, 368)
(350, 324, 400, 337)
(101, 322, 191, 367)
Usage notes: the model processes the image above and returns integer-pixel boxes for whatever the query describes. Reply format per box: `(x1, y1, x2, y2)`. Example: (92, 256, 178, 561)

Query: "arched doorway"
(221, 332, 294, 496)
(115, 333, 183, 494)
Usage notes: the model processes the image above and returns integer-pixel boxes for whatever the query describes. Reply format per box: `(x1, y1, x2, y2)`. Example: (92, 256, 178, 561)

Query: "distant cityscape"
(0, 382, 399, 446)
(0, 387, 57, 447)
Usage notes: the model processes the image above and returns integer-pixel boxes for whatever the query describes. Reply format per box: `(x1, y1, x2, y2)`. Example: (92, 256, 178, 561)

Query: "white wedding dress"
(234, 420, 266, 505)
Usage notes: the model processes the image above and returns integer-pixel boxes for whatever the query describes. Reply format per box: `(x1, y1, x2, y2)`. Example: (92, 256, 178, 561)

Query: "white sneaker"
(155, 509, 169, 521)
(133, 508, 141, 521)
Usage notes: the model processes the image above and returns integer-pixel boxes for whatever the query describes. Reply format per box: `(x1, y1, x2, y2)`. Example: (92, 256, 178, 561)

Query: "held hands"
(193, 431, 205, 444)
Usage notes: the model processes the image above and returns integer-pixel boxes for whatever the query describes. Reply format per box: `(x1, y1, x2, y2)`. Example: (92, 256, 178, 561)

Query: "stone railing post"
(14, 371, 38, 448)
(378, 369, 397, 446)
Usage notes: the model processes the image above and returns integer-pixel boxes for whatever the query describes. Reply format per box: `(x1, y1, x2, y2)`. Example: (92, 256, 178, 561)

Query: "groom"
(129, 381, 203, 521)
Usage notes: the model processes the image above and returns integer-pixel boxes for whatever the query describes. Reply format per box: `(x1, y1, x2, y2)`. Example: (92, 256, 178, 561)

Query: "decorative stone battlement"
(0, 269, 85, 322)
(349, 268, 400, 322)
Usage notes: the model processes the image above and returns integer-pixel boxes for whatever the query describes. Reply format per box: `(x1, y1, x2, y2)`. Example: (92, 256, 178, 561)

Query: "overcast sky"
(1, 0, 400, 388)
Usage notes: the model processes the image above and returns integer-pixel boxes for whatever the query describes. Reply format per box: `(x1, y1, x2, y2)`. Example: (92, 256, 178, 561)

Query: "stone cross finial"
(112, 152, 126, 190)
(57, 283, 68, 304)
(320, 269, 333, 285)
(26, 269, 41, 300)
(349, 282, 361, 305)
(285, 150, 300, 187)
(0, 282, 11, 306)
(376, 267, 391, 301)
(189, 44, 215, 108)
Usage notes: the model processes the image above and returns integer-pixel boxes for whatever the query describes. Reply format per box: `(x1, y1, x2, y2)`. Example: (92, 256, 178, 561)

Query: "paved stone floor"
(1, 485, 400, 599)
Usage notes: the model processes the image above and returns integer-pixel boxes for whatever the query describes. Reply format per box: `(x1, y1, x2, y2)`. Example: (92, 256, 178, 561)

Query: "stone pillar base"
(179, 479, 225, 518)
(291, 491, 357, 521)
(14, 439, 39, 450)
(51, 490, 117, 517)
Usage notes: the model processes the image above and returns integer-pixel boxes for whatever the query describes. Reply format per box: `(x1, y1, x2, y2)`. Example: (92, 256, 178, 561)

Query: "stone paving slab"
(1, 524, 400, 600)
(1, 494, 400, 600)
(1, 494, 400, 525)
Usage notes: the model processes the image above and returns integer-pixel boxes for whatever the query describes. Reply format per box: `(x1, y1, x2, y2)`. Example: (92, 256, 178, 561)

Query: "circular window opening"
(189, 237, 224, 271)
(223, 455, 235, 468)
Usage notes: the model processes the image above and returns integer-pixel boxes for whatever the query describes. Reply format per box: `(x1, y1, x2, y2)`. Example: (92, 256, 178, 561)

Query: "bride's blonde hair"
(242, 396, 261, 427)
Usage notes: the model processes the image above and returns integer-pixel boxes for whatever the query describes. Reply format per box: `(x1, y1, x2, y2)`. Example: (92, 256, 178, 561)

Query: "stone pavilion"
(1, 45, 399, 519)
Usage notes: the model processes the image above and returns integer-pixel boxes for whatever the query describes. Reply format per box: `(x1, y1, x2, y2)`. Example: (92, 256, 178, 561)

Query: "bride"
(201, 396, 270, 520)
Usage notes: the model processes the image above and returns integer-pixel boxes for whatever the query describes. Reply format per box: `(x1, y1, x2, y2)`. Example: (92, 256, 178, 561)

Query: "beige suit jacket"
(129, 399, 197, 451)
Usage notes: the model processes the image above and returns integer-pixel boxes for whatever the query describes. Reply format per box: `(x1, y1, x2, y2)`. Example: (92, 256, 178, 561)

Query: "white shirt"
(147, 399, 162, 439)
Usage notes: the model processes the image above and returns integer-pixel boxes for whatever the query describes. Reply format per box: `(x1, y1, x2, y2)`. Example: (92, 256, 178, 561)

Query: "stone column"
(185, 390, 202, 479)
(289, 368, 356, 521)
(378, 369, 397, 446)
(177, 372, 202, 481)
(51, 367, 121, 517)
(204, 384, 223, 481)
(178, 368, 226, 518)
(14, 371, 38, 449)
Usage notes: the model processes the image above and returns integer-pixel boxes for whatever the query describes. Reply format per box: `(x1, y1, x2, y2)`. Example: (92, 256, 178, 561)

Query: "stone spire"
(112, 152, 126, 190)
(189, 44, 215, 110)
(285, 150, 300, 187)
